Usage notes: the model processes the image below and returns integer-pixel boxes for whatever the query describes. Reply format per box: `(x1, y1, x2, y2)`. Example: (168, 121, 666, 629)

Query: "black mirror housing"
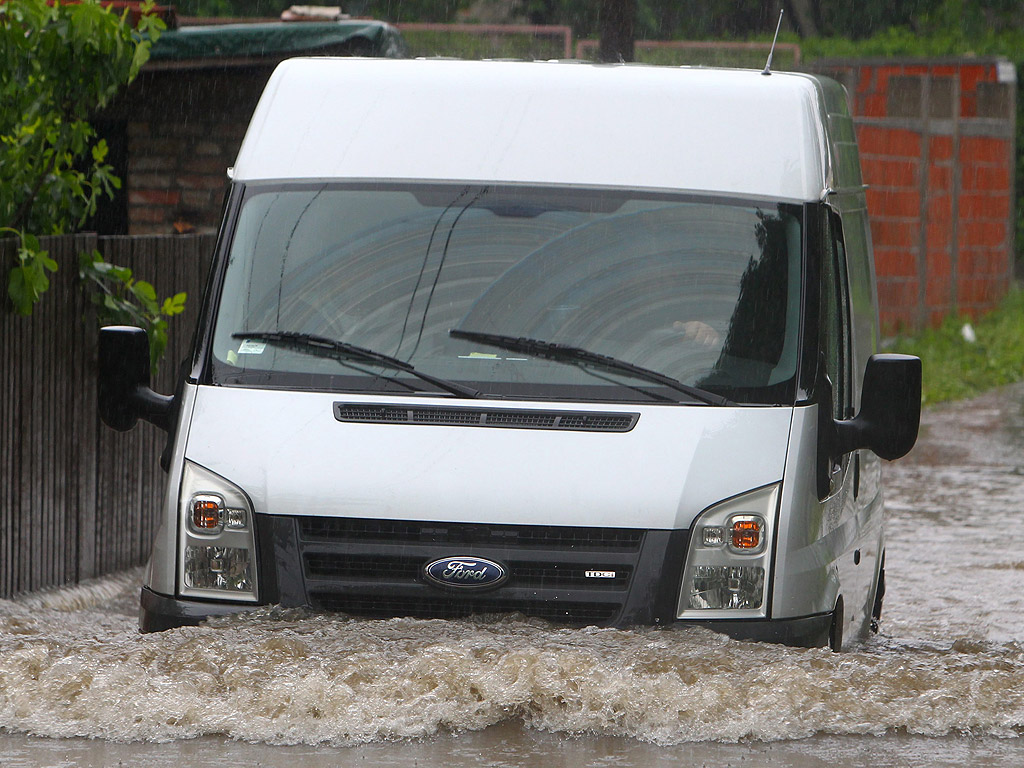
(835, 353, 921, 461)
(98, 326, 174, 432)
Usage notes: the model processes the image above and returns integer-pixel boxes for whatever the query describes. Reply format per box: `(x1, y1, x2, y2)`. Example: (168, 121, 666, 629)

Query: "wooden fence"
(0, 233, 215, 598)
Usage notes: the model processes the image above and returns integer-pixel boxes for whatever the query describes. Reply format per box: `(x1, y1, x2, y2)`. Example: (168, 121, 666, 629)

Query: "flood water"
(2, 385, 1024, 766)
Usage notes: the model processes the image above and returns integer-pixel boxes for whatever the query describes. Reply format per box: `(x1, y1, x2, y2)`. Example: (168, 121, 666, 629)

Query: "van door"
(820, 208, 853, 491)
(818, 207, 856, 647)
(819, 207, 876, 647)
(839, 204, 887, 634)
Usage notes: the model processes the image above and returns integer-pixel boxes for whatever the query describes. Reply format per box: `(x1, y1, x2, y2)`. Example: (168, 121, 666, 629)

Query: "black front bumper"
(139, 585, 257, 633)
(140, 585, 832, 647)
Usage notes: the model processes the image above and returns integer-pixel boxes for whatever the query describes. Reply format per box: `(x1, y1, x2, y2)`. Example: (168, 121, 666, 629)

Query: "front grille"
(299, 517, 644, 551)
(294, 516, 645, 626)
(304, 552, 631, 589)
(334, 403, 638, 432)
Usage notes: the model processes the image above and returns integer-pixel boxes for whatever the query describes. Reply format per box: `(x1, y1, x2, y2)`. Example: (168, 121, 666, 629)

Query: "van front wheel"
(829, 595, 844, 652)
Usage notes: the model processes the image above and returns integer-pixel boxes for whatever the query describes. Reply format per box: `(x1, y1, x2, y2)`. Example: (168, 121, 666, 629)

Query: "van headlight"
(178, 461, 258, 602)
(677, 484, 779, 619)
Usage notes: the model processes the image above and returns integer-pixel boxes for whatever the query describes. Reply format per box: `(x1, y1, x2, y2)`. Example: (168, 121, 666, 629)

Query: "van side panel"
(147, 382, 198, 596)
(832, 186, 884, 641)
(774, 406, 881, 632)
(838, 451, 884, 638)
(772, 405, 839, 620)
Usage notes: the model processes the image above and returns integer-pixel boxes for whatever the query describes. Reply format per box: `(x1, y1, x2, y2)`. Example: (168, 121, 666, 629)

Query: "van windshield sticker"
(237, 340, 267, 355)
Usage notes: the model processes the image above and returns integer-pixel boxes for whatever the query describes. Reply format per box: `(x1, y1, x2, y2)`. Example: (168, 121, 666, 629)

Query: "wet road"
(1, 384, 1024, 766)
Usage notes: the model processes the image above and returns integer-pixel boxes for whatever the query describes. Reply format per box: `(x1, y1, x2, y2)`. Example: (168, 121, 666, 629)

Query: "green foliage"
(1, 0, 181, 368)
(0, 228, 57, 315)
(890, 289, 1024, 405)
(801, 22, 1024, 59)
(79, 252, 187, 373)
(0, 0, 163, 236)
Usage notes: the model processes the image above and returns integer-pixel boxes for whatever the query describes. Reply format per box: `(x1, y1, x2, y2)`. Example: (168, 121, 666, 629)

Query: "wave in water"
(0, 574, 1022, 747)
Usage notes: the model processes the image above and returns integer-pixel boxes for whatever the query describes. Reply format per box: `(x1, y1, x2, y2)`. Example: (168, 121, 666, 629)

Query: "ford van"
(98, 58, 921, 650)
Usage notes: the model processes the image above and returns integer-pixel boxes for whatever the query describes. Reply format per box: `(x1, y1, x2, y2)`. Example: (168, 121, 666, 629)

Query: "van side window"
(841, 207, 879, 400)
(821, 210, 852, 421)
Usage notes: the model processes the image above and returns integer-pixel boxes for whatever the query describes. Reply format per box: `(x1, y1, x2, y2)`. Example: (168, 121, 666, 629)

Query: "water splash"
(8, 569, 142, 613)
(1, 585, 1024, 746)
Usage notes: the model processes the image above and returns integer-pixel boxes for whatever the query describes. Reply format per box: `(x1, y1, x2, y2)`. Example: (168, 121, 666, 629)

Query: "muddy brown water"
(2, 385, 1024, 766)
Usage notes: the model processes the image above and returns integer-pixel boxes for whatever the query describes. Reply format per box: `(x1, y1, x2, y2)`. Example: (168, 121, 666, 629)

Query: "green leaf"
(77, 252, 187, 374)
(8, 266, 34, 315)
(3, 230, 57, 313)
(91, 139, 109, 163)
(162, 291, 187, 317)
(132, 280, 157, 303)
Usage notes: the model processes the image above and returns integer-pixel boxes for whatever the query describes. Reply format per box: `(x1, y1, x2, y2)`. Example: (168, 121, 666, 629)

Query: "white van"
(99, 59, 920, 650)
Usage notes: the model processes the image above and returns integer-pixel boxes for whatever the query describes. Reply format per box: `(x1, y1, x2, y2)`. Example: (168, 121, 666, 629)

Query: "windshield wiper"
(233, 331, 479, 399)
(448, 329, 731, 405)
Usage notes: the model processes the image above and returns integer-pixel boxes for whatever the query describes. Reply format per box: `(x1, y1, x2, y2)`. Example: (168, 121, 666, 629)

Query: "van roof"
(232, 58, 842, 202)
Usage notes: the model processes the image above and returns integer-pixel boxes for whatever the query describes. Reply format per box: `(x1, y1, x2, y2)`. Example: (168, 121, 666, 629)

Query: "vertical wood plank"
(1, 232, 213, 597)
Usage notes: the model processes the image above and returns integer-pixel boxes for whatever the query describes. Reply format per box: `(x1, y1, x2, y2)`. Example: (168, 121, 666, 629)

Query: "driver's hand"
(674, 320, 720, 347)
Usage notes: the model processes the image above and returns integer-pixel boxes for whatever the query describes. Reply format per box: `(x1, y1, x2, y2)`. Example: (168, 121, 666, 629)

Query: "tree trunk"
(597, 0, 636, 63)
(785, 0, 820, 38)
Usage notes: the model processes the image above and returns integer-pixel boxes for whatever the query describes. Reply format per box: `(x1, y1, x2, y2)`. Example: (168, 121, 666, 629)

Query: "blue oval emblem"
(423, 556, 508, 590)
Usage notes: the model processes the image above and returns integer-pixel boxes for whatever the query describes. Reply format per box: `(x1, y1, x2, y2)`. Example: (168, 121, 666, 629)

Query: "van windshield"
(209, 183, 803, 405)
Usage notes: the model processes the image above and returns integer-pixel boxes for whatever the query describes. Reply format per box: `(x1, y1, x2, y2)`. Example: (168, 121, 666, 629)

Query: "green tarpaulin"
(149, 21, 406, 62)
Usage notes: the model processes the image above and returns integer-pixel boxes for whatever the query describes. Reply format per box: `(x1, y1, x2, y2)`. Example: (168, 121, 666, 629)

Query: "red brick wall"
(103, 67, 269, 235)
(818, 59, 1016, 332)
(126, 115, 247, 235)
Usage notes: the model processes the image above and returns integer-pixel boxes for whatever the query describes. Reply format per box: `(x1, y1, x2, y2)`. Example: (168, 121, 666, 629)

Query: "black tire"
(829, 595, 844, 652)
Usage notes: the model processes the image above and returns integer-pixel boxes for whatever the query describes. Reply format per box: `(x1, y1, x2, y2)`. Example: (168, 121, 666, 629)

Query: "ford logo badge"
(423, 556, 508, 591)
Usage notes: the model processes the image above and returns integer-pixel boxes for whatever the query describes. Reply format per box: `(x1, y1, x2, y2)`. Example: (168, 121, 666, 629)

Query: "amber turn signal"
(191, 496, 222, 530)
(731, 519, 762, 549)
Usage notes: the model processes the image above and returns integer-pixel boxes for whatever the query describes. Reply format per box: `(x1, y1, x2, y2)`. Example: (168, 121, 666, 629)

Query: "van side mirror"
(835, 353, 921, 461)
(98, 326, 174, 432)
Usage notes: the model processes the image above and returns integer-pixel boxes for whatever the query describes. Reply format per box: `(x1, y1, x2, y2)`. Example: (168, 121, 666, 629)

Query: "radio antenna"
(762, 8, 784, 76)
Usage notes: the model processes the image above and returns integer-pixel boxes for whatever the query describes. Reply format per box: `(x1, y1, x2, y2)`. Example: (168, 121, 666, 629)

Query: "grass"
(889, 287, 1024, 405)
